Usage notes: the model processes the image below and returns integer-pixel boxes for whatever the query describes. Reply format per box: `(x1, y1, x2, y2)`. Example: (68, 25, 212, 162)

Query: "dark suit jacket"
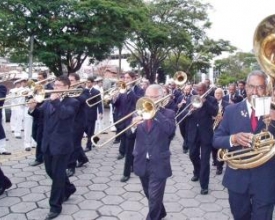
(213, 101, 275, 203)
(0, 85, 7, 139)
(113, 85, 144, 129)
(85, 87, 103, 122)
(183, 95, 218, 145)
(133, 108, 176, 179)
(40, 97, 79, 155)
(223, 93, 243, 103)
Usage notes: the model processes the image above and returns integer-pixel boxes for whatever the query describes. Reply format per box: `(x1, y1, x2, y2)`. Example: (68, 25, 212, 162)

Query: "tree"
(0, 0, 146, 75)
(214, 52, 259, 86)
(124, 0, 235, 83)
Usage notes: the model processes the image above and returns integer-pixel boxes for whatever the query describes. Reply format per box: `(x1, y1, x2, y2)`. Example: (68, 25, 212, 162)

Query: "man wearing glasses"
(213, 70, 275, 220)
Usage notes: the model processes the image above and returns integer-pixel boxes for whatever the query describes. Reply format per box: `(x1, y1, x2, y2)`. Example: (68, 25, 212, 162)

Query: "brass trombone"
(0, 88, 83, 108)
(175, 86, 215, 125)
(91, 94, 171, 148)
(86, 78, 141, 108)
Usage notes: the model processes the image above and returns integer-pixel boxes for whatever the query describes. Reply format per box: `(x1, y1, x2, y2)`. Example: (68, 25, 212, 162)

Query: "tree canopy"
(0, 0, 146, 75)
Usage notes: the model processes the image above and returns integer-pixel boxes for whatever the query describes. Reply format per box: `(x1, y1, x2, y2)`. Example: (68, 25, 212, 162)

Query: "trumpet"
(91, 94, 171, 148)
(86, 78, 141, 108)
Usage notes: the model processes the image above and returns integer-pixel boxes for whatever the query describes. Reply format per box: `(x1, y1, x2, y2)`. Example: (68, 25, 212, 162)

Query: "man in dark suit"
(113, 71, 144, 182)
(176, 84, 192, 154)
(0, 85, 11, 155)
(66, 73, 89, 176)
(237, 80, 247, 98)
(0, 167, 12, 195)
(212, 88, 230, 175)
(84, 76, 103, 152)
(223, 83, 243, 104)
(183, 82, 218, 195)
(40, 76, 79, 220)
(131, 84, 176, 220)
(213, 70, 275, 220)
(28, 100, 44, 166)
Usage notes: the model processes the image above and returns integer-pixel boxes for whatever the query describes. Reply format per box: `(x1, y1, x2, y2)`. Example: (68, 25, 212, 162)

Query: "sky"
(204, 0, 275, 53)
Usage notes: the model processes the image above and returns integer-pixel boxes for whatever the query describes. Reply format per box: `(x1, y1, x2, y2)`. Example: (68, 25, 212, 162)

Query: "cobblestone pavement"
(0, 110, 235, 220)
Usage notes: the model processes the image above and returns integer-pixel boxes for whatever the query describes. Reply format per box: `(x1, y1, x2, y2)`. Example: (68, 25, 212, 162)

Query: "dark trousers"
(85, 120, 96, 149)
(228, 189, 274, 220)
(44, 150, 76, 213)
(118, 131, 126, 156)
(68, 126, 88, 169)
(188, 138, 212, 190)
(32, 126, 43, 163)
(140, 162, 167, 220)
(178, 121, 188, 151)
(0, 168, 11, 188)
(123, 136, 135, 177)
(211, 147, 224, 170)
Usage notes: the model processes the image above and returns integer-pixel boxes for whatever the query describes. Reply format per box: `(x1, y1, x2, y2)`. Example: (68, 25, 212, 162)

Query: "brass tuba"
(217, 14, 275, 169)
(174, 71, 187, 88)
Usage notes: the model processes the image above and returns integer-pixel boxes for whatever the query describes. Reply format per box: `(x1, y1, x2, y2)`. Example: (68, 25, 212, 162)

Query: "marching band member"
(131, 84, 176, 220)
(66, 73, 89, 177)
(9, 79, 24, 139)
(211, 88, 230, 175)
(176, 84, 192, 154)
(0, 85, 11, 155)
(94, 77, 104, 134)
(223, 83, 243, 104)
(113, 71, 144, 182)
(40, 76, 79, 220)
(213, 70, 275, 220)
(21, 78, 33, 151)
(237, 80, 247, 98)
(84, 76, 103, 152)
(182, 82, 218, 195)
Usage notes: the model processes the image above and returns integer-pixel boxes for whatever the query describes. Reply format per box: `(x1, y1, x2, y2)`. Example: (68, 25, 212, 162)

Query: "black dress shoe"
(216, 169, 223, 175)
(0, 151, 11, 155)
(76, 159, 89, 168)
(64, 186, 76, 202)
(117, 154, 124, 160)
(66, 168, 75, 177)
(120, 176, 130, 182)
(200, 188, 208, 195)
(0, 181, 12, 196)
(191, 176, 199, 182)
(25, 147, 31, 151)
(183, 149, 188, 154)
(44, 211, 60, 220)
(84, 147, 91, 152)
(29, 161, 43, 166)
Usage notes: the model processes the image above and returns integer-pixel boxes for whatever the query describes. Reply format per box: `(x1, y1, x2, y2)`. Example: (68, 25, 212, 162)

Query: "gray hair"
(146, 84, 164, 96)
(246, 70, 267, 85)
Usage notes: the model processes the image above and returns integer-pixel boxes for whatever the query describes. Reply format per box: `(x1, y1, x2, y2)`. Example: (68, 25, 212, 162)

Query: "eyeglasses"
(246, 84, 266, 91)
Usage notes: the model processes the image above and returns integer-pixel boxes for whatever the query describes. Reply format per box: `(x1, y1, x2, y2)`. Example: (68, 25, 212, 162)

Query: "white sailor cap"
(94, 77, 103, 82)
(13, 76, 28, 85)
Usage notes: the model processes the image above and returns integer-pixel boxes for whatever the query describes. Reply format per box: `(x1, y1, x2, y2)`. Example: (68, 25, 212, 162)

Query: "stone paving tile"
(0, 115, 244, 220)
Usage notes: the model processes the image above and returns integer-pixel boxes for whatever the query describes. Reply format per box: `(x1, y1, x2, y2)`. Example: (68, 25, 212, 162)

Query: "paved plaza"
(0, 110, 235, 220)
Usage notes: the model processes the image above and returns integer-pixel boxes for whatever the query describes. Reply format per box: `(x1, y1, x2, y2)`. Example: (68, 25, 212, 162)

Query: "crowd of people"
(1, 69, 275, 220)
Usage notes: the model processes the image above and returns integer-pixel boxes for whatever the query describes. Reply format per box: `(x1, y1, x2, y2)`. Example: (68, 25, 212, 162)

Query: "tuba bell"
(174, 71, 187, 88)
(217, 14, 275, 169)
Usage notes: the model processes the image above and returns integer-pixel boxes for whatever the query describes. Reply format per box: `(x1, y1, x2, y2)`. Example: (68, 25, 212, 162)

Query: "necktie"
(251, 107, 258, 132)
(146, 119, 152, 132)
